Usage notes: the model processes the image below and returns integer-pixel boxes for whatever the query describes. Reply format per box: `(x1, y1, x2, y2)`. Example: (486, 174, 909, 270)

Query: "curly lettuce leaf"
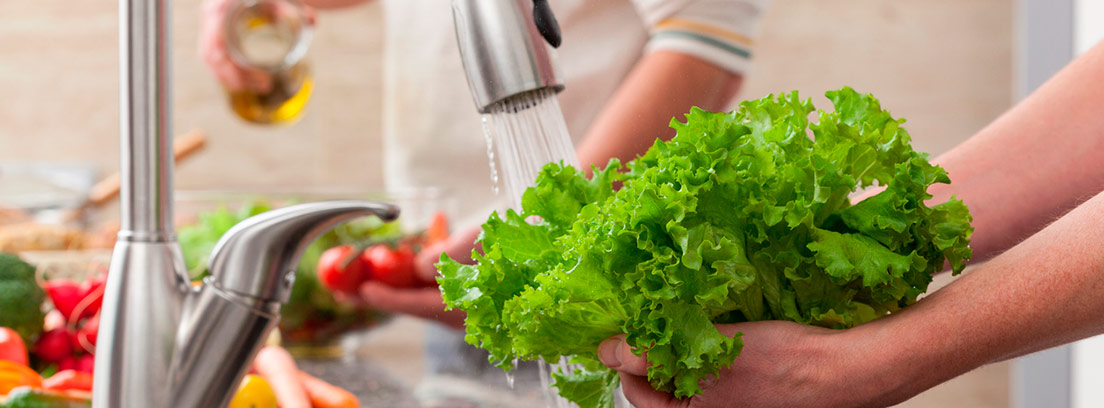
(438, 87, 973, 407)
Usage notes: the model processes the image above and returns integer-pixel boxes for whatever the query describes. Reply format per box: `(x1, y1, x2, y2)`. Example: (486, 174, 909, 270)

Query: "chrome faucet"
(90, 0, 398, 406)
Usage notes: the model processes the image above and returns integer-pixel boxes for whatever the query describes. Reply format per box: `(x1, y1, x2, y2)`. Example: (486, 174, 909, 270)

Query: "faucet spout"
(168, 201, 399, 407)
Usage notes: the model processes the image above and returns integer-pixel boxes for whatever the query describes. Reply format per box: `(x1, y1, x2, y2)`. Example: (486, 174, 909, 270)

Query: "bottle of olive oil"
(224, 0, 314, 125)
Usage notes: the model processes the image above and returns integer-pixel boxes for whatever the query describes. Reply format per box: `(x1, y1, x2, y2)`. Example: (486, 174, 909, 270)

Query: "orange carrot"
(0, 360, 42, 395)
(298, 371, 360, 408)
(252, 345, 311, 408)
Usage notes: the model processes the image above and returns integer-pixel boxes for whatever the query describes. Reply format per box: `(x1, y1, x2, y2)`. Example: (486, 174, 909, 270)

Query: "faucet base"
(93, 239, 190, 408)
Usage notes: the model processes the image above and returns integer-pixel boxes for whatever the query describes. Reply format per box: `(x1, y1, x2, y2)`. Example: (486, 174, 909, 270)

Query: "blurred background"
(1, 0, 1100, 407)
(0, 1, 1013, 191)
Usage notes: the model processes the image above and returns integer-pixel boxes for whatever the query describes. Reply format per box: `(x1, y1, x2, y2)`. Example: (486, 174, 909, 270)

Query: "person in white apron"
(201, 0, 768, 405)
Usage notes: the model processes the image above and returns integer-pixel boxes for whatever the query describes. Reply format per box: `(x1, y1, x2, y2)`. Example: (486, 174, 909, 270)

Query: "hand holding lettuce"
(436, 87, 973, 407)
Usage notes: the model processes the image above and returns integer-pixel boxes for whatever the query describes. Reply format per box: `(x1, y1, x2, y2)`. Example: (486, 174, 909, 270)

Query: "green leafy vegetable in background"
(178, 201, 400, 343)
(0, 253, 46, 344)
(437, 87, 974, 407)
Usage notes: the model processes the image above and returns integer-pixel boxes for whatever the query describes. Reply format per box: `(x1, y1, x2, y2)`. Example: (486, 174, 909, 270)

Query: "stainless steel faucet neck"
(119, 0, 174, 235)
(94, 0, 402, 405)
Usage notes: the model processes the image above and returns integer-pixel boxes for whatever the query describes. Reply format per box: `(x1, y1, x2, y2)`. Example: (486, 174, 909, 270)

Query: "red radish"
(57, 356, 79, 371)
(76, 314, 99, 352)
(75, 354, 95, 373)
(42, 280, 83, 322)
(43, 310, 66, 332)
(34, 328, 74, 363)
(75, 274, 107, 320)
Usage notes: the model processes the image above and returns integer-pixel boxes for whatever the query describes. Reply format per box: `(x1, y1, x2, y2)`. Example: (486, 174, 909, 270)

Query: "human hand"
(198, 0, 314, 92)
(335, 227, 481, 329)
(597, 321, 902, 408)
(354, 282, 466, 329)
(414, 225, 481, 281)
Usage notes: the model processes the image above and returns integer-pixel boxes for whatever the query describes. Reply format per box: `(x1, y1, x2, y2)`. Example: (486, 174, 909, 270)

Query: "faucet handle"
(206, 200, 399, 303)
(532, 0, 561, 48)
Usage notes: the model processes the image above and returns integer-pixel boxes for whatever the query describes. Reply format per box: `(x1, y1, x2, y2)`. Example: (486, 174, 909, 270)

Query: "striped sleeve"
(632, 0, 769, 74)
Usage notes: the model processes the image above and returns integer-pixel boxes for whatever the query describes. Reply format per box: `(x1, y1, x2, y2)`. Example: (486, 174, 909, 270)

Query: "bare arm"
(602, 41, 1104, 408)
(856, 189, 1104, 405)
(575, 50, 743, 169)
(927, 41, 1104, 261)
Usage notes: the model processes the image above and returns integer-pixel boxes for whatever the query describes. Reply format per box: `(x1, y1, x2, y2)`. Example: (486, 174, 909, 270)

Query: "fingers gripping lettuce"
(437, 87, 973, 407)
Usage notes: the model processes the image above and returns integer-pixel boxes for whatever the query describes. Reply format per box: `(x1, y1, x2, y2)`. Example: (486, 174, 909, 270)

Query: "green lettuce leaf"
(438, 87, 973, 407)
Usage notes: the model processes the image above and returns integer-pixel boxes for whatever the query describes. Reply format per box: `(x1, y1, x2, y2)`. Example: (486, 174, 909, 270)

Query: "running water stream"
(481, 87, 584, 408)
(482, 87, 578, 209)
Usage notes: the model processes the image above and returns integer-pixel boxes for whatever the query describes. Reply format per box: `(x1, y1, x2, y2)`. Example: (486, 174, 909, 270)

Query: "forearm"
(856, 190, 1104, 405)
(575, 51, 743, 169)
(927, 41, 1104, 261)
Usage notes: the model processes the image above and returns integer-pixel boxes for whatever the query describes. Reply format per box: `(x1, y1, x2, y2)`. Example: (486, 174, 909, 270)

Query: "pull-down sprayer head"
(452, 0, 564, 113)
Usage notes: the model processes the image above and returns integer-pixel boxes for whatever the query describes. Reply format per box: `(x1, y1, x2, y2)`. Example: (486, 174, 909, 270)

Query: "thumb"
(597, 334, 649, 376)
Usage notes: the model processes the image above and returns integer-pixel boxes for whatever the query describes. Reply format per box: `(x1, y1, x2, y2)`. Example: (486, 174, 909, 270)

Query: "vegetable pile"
(437, 87, 974, 407)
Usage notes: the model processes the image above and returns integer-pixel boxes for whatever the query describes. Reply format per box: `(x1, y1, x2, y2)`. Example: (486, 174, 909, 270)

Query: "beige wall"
(0, 0, 1010, 190)
(741, 1, 1013, 158)
(0, 0, 387, 190)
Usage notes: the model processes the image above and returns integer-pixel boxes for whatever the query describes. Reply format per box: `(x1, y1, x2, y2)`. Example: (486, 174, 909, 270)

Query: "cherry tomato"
(33, 328, 73, 364)
(0, 327, 28, 366)
(316, 245, 369, 296)
(361, 244, 418, 289)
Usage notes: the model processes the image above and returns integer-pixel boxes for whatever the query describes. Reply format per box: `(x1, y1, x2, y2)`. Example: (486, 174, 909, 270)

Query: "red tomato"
(34, 328, 74, 364)
(362, 244, 418, 288)
(0, 327, 28, 366)
(316, 245, 369, 296)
